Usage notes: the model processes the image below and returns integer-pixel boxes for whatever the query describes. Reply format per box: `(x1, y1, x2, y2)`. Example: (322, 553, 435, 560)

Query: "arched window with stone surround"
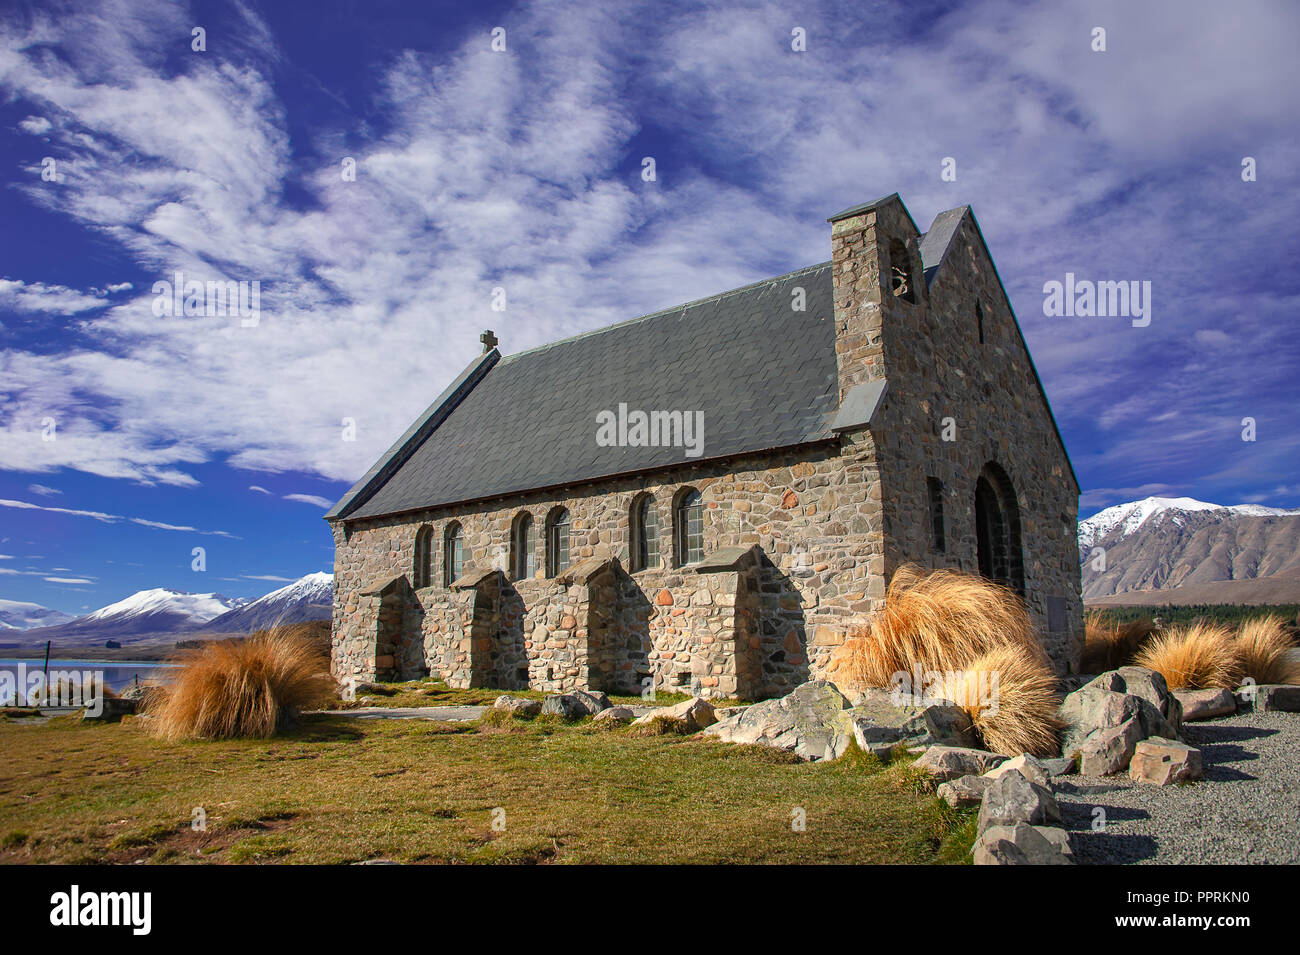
(976, 300, 986, 344)
(889, 238, 915, 304)
(975, 463, 1024, 597)
(413, 524, 433, 589)
(674, 488, 704, 567)
(630, 492, 660, 572)
(511, 512, 536, 581)
(546, 507, 570, 577)
(443, 522, 464, 587)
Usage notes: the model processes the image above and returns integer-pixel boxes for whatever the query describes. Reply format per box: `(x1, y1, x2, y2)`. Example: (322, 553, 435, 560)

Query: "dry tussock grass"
(148, 624, 336, 740)
(1233, 616, 1300, 685)
(1081, 611, 1158, 673)
(828, 565, 1060, 756)
(1134, 622, 1239, 690)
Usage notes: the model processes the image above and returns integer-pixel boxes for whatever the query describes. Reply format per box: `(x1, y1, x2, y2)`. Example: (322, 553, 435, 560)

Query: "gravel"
(1054, 711, 1300, 864)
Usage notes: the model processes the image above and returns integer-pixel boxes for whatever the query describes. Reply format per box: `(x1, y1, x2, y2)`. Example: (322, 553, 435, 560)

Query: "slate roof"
(334, 261, 843, 521)
(327, 198, 1051, 523)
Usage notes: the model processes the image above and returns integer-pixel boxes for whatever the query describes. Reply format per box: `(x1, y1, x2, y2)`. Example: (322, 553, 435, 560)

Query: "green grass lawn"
(0, 709, 974, 864)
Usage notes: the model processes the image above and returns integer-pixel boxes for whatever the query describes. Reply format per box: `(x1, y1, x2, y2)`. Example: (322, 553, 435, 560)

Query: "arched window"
(675, 488, 703, 566)
(976, 300, 986, 344)
(511, 512, 536, 581)
(630, 493, 660, 572)
(975, 463, 1024, 596)
(546, 508, 570, 576)
(413, 525, 433, 588)
(443, 522, 464, 587)
(889, 238, 915, 304)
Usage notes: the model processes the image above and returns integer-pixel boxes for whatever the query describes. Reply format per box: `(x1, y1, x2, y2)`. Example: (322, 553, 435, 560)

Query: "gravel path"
(1054, 711, 1300, 864)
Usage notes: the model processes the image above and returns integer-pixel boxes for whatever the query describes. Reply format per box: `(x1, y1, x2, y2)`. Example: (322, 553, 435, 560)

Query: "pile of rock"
(703, 680, 975, 762)
(493, 689, 612, 720)
(1059, 666, 1189, 777)
(968, 755, 1075, 865)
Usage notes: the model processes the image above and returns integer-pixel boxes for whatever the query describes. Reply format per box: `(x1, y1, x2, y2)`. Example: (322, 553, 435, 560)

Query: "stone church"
(327, 193, 1084, 700)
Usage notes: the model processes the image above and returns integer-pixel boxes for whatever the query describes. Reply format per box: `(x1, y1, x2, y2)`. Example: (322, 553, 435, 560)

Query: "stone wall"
(330, 442, 887, 698)
(829, 198, 1084, 671)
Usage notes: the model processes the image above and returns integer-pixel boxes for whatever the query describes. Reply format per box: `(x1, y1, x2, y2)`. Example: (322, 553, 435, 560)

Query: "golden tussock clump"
(147, 624, 336, 740)
(1134, 622, 1240, 690)
(1233, 615, 1300, 686)
(951, 644, 1063, 757)
(827, 565, 1061, 756)
(1081, 611, 1158, 674)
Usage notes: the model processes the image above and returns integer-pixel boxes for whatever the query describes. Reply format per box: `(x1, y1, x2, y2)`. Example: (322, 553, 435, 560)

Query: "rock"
(983, 753, 1051, 787)
(540, 694, 588, 720)
(973, 822, 1074, 865)
(1173, 687, 1236, 722)
(849, 687, 976, 749)
(937, 774, 991, 808)
(713, 706, 748, 721)
(1114, 666, 1183, 732)
(571, 689, 610, 715)
(1076, 717, 1143, 776)
(977, 770, 1061, 832)
(914, 745, 1008, 782)
(1041, 756, 1076, 777)
(702, 680, 854, 761)
(119, 684, 148, 702)
(493, 694, 542, 717)
(1129, 739, 1203, 785)
(1257, 684, 1300, 713)
(632, 696, 717, 733)
(80, 698, 137, 722)
(592, 705, 635, 724)
(1059, 667, 1181, 766)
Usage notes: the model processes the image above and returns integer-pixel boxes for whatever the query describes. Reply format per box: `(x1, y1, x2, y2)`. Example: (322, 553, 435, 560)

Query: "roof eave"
(325, 348, 501, 521)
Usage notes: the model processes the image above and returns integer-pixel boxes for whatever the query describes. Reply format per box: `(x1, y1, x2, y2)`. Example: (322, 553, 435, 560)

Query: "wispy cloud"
(0, 0, 1295, 512)
(284, 493, 333, 509)
(0, 497, 235, 537)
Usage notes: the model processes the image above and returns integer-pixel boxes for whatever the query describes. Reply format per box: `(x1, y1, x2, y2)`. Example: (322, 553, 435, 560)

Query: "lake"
(0, 658, 179, 703)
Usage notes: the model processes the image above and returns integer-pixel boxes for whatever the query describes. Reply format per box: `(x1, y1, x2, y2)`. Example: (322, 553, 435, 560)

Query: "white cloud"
(0, 278, 113, 315)
(284, 493, 333, 509)
(18, 115, 51, 134)
(27, 483, 61, 496)
(0, 0, 1295, 504)
(248, 485, 272, 495)
(0, 497, 234, 537)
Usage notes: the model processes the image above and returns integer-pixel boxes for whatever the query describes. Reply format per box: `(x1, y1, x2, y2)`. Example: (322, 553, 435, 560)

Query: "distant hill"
(14, 589, 242, 646)
(0, 598, 74, 632)
(200, 572, 332, 633)
(1079, 496, 1300, 604)
(6, 572, 333, 648)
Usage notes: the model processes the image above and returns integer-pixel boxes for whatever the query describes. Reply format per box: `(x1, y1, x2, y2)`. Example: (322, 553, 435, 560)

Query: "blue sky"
(1, 0, 1298, 615)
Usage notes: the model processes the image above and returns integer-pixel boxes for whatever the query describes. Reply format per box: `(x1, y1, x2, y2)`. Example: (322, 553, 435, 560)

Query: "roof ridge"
(500, 260, 832, 364)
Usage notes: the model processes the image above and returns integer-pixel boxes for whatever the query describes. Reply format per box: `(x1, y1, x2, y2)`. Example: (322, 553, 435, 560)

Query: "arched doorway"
(974, 463, 1024, 596)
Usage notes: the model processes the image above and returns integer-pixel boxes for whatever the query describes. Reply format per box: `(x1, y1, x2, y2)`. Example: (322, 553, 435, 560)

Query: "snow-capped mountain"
(201, 572, 332, 633)
(82, 588, 236, 625)
(14, 588, 244, 645)
(1079, 496, 1300, 603)
(1078, 496, 1299, 550)
(0, 599, 74, 631)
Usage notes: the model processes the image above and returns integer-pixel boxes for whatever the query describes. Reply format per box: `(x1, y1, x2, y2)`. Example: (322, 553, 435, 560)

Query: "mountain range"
(0, 573, 333, 647)
(1079, 496, 1300, 605)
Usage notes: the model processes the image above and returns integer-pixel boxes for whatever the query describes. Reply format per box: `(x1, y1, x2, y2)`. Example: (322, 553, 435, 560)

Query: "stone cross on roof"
(480, 329, 498, 353)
